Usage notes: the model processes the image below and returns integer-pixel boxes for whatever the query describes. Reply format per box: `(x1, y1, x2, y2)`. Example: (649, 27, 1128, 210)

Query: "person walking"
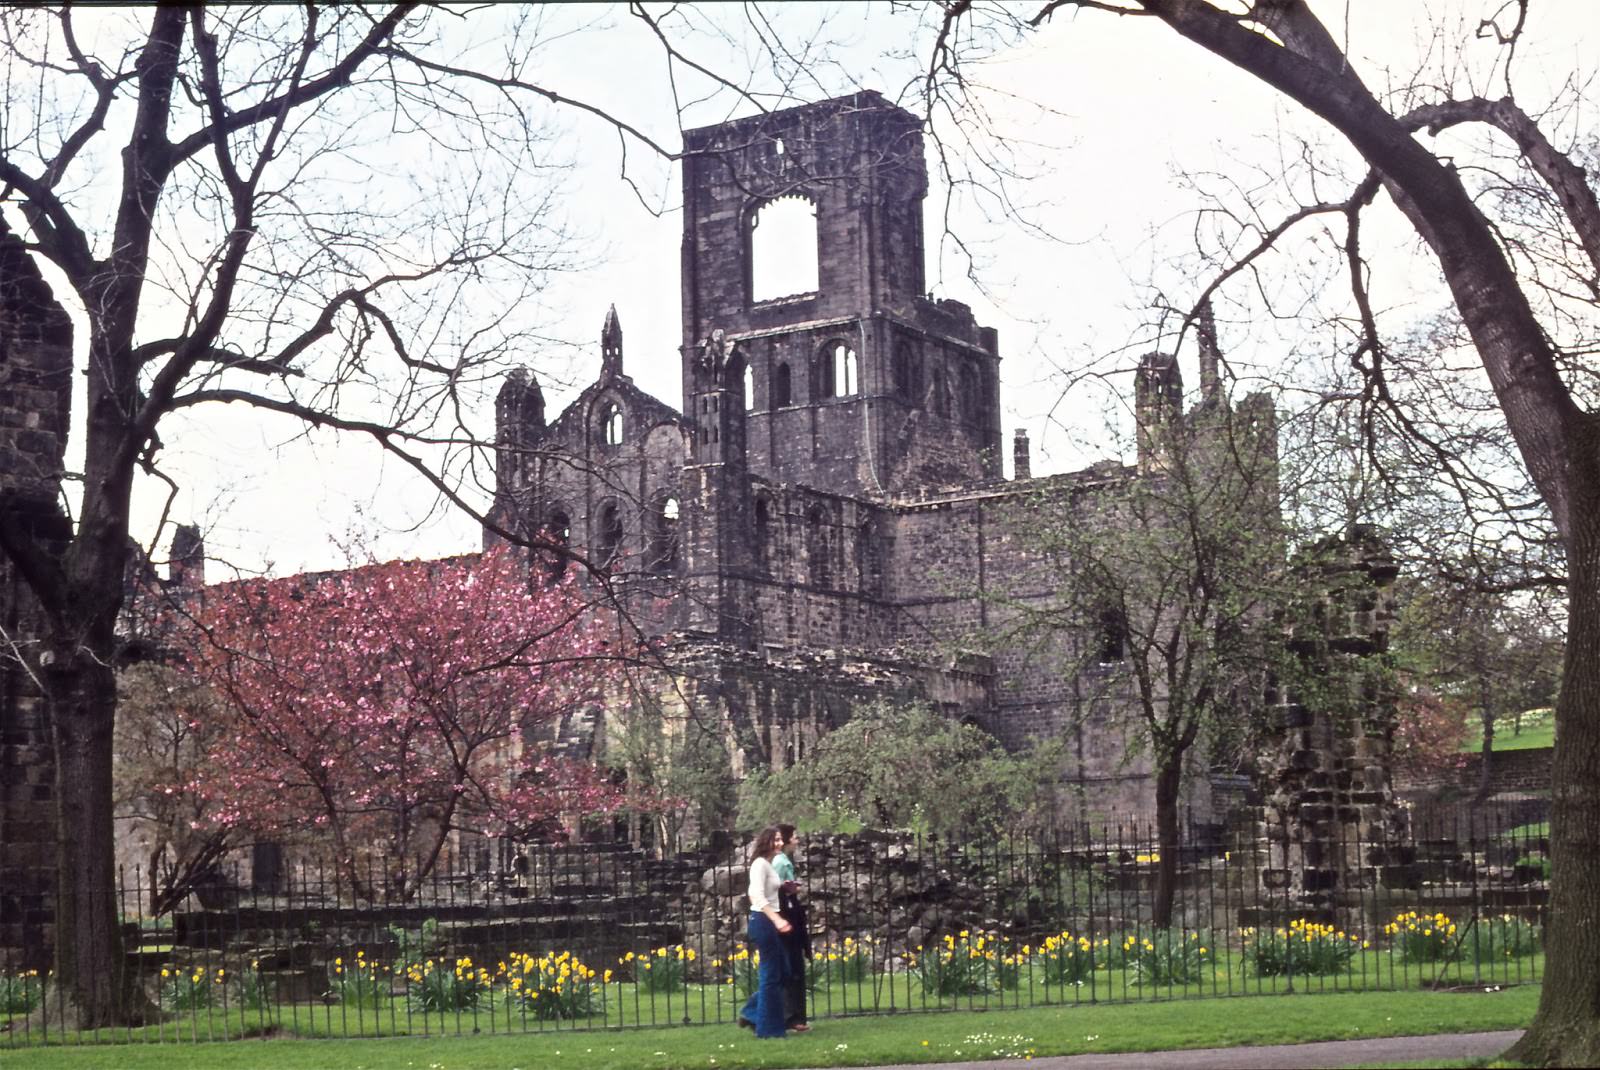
(774, 824, 811, 1032)
(738, 826, 791, 1039)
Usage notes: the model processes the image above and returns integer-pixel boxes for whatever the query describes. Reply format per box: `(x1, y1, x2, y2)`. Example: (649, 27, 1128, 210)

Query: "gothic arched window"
(648, 493, 680, 574)
(817, 340, 857, 399)
(595, 501, 624, 569)
(772, 362, 793, 408)
(599, 401, 624, 446)
(806, 506, 831, 588)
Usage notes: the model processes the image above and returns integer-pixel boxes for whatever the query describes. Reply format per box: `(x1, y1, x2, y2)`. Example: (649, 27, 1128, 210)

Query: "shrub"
(1, 970, 43, 1015)
(1116, 930, 1213, 986)
(506, 951, 603, 1020)
(404, 956, 491, 1013)
(1241, 920, 1364, 977)
(1385, 911, 1461, 963)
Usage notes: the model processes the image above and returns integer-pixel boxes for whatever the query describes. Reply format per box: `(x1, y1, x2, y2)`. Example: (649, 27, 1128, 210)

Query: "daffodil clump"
(1384, 911, 1460, 964)
(402, 955, 493, 1013)
(228, 958, 273, 1011)
(1241, 919, 1366, 977)
(505, 950, 605, 1019)
(904, 929, 1018, 996)
(817, 934, 877, 987)
(1034, 930, 1109, 987)
(329, 950, 388, 1008)
(623, 944, 696, 994)
(158, 964, 226, 1011)
(0, 968, 43, 1015)
(1113, 930, 1213, 986)
(716, 946, 761, 1001)
(1462, 914, 1541, 963)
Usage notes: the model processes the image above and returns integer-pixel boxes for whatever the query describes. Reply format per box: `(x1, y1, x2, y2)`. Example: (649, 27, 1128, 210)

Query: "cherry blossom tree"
(178, 546, 624, 901)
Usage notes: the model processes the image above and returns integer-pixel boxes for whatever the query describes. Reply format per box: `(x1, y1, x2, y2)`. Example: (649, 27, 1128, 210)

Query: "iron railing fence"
(1, 803, 1548, 1047)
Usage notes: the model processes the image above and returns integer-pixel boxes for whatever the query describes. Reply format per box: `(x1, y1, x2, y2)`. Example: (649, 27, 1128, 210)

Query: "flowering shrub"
(159, 964, 223, 1011)
(1116, 930, 1213, 986)
(624, 945, 694, 993)
(1385, 912, 1461, 963)
(404, 956, 492, 1013)
(506, 951, 604, 1019)
(330, 950, 387, 1008)
(1033, 931, 1107, 987)
(1463, 914, 1541, 962)
(1, 970, 43, 1015)
(1241, 920, 1364, 976)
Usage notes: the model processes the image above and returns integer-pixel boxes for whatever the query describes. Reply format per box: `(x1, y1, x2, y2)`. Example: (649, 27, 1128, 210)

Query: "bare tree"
(924, 1, 1599, 1060)
(0, 5, 608, 1024)
(995, 396, 1284, 926)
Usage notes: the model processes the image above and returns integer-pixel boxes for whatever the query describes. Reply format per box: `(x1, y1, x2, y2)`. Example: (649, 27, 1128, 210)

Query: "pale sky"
(28, 1, 1596, 578)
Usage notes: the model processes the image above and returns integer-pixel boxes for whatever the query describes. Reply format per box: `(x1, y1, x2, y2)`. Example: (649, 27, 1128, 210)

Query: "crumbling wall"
(1259, 525, 1407, 915)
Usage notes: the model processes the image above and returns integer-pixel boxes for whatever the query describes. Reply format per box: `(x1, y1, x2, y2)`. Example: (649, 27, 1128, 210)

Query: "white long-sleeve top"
(748, 855, 781, 913)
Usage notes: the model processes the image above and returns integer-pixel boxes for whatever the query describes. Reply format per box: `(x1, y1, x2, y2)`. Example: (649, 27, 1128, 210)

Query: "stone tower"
(679, 90, 1002, 496)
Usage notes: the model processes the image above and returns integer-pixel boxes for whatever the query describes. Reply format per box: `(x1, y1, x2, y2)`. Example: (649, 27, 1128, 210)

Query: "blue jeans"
(740, 913, 787, 1038)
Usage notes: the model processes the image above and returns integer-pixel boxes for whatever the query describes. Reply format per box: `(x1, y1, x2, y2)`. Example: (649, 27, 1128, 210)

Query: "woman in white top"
(737, 826, 792, 1038)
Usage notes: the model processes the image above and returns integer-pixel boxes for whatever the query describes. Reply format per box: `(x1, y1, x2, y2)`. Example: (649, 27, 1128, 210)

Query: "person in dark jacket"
(774, 824, 811, 1031)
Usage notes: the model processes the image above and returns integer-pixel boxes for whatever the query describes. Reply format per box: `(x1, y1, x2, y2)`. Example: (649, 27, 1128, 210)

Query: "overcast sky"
(35, 1, 1594, 579)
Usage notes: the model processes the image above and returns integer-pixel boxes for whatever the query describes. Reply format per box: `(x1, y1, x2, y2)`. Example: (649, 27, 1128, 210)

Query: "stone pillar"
(1259, 524, 1406, 919)
(1012, 429, 1031, 481)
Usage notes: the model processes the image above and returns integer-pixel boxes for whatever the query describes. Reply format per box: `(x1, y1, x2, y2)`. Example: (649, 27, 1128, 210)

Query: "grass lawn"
(1460, 710, 1555, 753)
(1, 984, 1540, 1069)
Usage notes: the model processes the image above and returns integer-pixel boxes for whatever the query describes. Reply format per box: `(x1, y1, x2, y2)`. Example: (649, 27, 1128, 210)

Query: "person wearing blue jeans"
(738, 826, 791, 1039)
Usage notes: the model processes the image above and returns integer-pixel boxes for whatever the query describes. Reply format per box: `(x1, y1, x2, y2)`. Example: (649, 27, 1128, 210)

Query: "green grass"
(0, 985, 1539, 1069)
(1460, 710, 1555, 753)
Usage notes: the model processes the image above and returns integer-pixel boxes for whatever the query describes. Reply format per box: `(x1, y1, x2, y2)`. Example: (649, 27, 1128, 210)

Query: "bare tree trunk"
(1509, 503, 1600, 1066)
(1475, 676, 1496, 806)
(45, 648, 145, 1028)
(1152, 758, 1182, 929)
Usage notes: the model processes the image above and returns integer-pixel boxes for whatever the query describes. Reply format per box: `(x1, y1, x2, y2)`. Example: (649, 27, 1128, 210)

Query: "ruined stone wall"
(0, 217, 74, 966)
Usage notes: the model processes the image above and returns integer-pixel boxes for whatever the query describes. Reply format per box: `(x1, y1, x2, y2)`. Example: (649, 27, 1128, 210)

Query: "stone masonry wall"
(0, 215, 74, 967)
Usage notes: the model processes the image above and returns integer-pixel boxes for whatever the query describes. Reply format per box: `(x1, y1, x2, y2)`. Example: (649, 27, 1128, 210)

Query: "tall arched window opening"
(749, 195, 819, 302)
(595, 502, 624, 569)
(817, 341, 857, 399)
(599, 402, 624, 446)
(806, 506, 831, 588)
(648, 494, 680, 574)
(754, 496, 773, 577)
(542, 506, 572, 582)
(743, 364, 755, 410)
(893, 343, 919, 402)
(772, 362, 792, 407)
